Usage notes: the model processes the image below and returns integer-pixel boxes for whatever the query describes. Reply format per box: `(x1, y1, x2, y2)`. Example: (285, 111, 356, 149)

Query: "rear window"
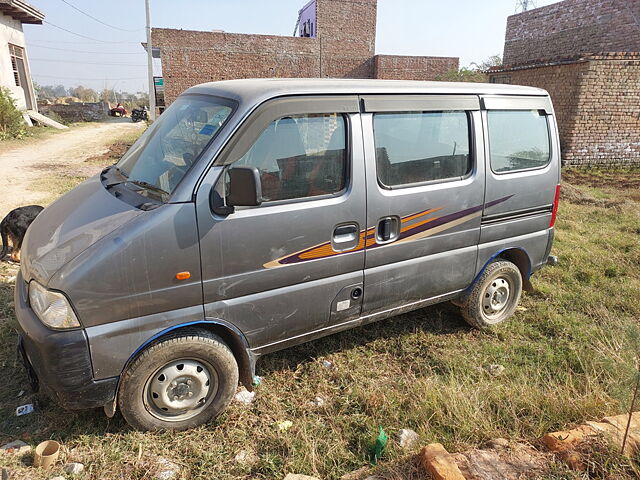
(373, 111, 471, 188)
(487, 110, 551, 173)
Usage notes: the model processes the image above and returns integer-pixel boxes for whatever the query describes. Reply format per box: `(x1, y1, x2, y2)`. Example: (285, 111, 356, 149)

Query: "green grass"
(0, 168, 639, 479)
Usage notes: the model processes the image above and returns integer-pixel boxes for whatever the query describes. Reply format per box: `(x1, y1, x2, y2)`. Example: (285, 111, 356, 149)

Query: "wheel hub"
(482, 277, 511, 317)
(145, 359, 217, 421)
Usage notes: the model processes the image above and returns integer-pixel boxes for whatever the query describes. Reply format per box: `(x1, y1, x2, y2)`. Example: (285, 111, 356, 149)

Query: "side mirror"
(211, 166, 262, 216)
(227, 166, 262, 207)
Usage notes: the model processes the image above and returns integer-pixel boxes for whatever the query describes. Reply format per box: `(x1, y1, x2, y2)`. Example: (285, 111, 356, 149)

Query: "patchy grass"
(0, 168, 639, 479)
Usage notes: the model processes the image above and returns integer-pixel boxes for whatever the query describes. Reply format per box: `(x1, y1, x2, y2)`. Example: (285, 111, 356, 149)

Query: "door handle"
(377, 216, 400, 243)
(333, 224, 358, 243)
(331, 223, 359, 252)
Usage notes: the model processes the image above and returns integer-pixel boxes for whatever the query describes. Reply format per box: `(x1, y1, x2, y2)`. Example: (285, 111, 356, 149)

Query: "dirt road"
(0, 119, 144, 216)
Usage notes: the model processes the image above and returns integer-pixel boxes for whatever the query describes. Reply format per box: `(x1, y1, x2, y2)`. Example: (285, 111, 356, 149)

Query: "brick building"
(489, 0, 640, 166)
(152, 0, 459, 106)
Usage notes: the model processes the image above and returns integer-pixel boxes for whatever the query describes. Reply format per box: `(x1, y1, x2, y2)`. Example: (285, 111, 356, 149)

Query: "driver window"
(234, 113, 347, 202)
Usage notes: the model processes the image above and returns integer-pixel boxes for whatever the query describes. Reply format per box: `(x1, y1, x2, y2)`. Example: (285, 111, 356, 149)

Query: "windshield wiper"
(125, 180, 170, 197)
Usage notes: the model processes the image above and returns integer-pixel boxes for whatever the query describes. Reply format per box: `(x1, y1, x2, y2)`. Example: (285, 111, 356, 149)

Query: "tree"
(69, 85, 98, 102)
(436, 54, 503, 83)
(52, 84, 68, 97)
(472, 55, 503, 72)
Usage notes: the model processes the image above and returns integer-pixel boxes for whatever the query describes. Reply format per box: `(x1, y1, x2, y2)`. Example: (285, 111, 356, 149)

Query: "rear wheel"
(460, 260, 522, 329)
(118, 331, 238, 431)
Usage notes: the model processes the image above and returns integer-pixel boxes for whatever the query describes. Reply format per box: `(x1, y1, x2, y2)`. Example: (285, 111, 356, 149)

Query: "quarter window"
(488, 110, 551, 173)
(373, 111, 471, 188)
(235, 113, 347, 202)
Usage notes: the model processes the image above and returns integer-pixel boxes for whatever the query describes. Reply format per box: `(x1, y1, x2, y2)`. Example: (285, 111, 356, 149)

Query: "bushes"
(0, 87, 27, 140)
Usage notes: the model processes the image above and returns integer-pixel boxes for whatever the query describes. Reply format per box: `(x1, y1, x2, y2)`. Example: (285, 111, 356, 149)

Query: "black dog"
(0, 205, 44, 263)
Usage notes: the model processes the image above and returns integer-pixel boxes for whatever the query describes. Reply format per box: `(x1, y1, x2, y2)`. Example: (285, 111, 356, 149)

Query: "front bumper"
(14, 271, 117, 410)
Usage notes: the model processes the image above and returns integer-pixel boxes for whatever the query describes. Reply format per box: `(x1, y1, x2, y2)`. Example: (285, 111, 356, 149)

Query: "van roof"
(185, 78, 549, 104)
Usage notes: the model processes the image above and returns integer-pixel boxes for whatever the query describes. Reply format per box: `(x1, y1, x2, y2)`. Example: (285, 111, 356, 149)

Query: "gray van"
(15, 79, 560, 431)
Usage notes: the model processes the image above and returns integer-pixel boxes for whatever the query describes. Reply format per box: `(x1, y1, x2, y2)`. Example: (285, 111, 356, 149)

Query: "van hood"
(22, 175, 143, 285)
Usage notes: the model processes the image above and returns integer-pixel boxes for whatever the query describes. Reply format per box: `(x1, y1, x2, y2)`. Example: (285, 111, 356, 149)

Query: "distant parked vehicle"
(131, 106, 148, 123)
(109, 103, 127, 117)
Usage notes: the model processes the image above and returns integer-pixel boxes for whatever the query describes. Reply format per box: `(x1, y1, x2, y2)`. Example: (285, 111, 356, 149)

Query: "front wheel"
(459, 260, 523, 329)
(118, 331, 238, 431)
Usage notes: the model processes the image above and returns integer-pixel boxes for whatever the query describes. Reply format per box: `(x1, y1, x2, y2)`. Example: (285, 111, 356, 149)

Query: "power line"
(43, 20, 140, 43)
(28, 43, 145, 55)
(59, 0, 143, 33)
(33, 73, 146, 81)
(30, 58, 145, 66)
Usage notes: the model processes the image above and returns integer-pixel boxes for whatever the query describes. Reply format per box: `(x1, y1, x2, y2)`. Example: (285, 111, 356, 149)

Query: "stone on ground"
(283, 474, 321, 480)
(0, 440, 30, 456)
(63, 462, 85, 475)
(234, 449, 259, 465)
(396, 428, 420, 450)
(155, 457, 180, 480)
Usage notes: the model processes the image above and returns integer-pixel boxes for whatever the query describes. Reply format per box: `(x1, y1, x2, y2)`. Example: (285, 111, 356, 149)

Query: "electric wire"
(59, 0, 143, 32)
(43, 20, 140, 44)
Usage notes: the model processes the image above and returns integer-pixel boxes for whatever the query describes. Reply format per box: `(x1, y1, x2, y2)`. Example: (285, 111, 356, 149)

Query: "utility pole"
(145, 0, 156, 121)
(515, 0, 537, 13)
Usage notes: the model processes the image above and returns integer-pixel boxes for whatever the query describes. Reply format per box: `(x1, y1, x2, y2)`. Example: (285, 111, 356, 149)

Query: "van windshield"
(116, 95, 234, 197)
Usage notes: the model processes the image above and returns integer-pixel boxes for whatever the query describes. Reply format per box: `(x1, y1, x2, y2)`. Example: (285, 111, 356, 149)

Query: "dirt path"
(0, 119, 144, 216)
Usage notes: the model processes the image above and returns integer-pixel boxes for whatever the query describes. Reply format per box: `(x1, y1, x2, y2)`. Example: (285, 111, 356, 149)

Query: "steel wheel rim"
(144, 358, 218, 422)
(482, 276, 511, 320)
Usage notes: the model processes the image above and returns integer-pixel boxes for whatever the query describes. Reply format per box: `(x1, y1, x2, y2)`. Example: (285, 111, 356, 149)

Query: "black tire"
(459, 260, 522, 329)
(118, 331, 238, 431)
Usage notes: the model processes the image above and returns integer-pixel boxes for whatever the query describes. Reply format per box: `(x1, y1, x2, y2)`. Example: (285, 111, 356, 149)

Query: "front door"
(359, 95, 487, 317)
(195, 96, 366, 353)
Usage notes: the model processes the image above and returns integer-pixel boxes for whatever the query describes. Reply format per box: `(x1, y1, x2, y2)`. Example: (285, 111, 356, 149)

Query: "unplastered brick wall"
(568, 54, 640, 165)
(374, 55, 459, 80)
(153, 0, 460, 104)
(154, 29, 320, 104)
(489, 53, 640, 166)
(503, 0, 640, 65)
(315, 0, 377, 78)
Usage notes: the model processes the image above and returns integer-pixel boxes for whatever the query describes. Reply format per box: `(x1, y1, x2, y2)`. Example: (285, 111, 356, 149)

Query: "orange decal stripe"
(401, 207, 442, 224)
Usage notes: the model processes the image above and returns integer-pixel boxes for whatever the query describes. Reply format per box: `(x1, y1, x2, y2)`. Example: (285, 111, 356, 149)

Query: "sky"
(24, 0, 560, 94)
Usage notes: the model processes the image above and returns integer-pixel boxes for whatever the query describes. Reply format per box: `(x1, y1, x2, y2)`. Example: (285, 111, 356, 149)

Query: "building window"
(487, 110, 551, 173)
(234, 113, 347, 202)
(9, 44, 24, 87)
(490, 74, 512, 84)
(373, 111, 472, 188)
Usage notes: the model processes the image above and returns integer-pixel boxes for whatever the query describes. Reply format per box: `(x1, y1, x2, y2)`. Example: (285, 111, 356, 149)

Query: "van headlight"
(28, 281, 80, 329)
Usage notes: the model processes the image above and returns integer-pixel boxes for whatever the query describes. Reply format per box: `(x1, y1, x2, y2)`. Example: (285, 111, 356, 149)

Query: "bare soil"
(0, 119, 144, 216)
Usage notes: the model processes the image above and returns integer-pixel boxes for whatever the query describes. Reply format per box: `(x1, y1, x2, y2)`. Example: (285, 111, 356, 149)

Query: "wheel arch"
(106, 319, 255, 418)
(471, 247, 533, 293)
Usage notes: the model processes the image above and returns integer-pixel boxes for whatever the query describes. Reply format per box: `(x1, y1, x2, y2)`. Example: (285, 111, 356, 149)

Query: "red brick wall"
(153, 0, 460, 105)
(154, 29, 320, 104)
(489, 54, 640, 165)
(374, 55, 459, 80)
(503, 0, 640, 65)
(568, 54, 640, 165)
(316, 0, 377, 78)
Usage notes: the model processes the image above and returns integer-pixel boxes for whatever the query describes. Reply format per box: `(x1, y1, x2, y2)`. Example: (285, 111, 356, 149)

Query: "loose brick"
(419, 443, 466, 480)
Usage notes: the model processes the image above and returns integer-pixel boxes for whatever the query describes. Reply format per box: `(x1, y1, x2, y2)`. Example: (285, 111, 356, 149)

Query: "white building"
(0, 0, 43, 111)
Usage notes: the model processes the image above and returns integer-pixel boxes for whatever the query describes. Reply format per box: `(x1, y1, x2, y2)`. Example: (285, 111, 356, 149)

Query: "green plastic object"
(371, 426, 388, 464)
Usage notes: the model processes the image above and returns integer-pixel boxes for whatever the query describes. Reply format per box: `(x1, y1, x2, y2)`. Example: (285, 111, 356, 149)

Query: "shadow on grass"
(257, 301, 470, 376)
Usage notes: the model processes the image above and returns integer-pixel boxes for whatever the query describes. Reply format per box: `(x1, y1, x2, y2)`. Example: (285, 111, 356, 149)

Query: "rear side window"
(373, 111, 471, 188)
(487, 110, 550, 173)
(235, 113, 347, 202)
